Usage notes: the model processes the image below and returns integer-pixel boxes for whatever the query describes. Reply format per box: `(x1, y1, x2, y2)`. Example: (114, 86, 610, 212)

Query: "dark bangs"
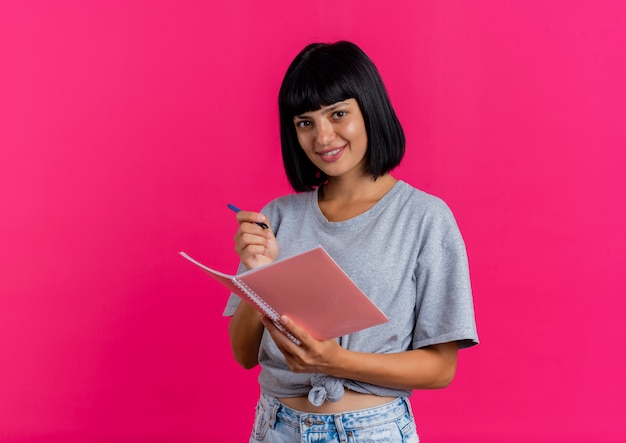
(279, 47, 359, 118)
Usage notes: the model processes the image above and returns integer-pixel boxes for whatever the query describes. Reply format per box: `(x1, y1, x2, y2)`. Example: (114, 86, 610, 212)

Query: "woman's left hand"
(261, 315, 343, 374)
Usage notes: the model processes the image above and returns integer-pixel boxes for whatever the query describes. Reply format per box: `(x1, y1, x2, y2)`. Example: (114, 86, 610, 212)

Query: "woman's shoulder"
(395, 181, 467, 251)
(261, 190, 315, 220)
(263, 190, 313, 209)
(395, 180, 454, 217)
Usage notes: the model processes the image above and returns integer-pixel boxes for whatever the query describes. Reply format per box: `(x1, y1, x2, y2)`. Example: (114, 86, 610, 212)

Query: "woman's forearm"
(328, 342, 458, 390)
(228, 302, 265, 369)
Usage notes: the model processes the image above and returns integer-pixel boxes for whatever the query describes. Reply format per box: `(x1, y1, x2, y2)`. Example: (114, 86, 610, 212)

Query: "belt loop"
(334, 413, 348, 442)
(268, 401, 280, 429)
(402, 397, 415, 419)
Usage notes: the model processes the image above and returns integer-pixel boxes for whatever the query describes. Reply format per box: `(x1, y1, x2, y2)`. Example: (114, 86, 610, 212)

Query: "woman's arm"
(227, 210, 279, 369)
(228, 302, 265, 369)
(262, 315, 458, 390)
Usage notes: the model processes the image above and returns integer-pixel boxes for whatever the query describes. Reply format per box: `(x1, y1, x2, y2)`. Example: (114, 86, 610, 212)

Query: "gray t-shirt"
(223, 180, 478, 405)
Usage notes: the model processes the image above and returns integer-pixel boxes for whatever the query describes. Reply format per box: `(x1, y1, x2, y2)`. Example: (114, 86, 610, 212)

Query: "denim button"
(304, 417, 314, 426)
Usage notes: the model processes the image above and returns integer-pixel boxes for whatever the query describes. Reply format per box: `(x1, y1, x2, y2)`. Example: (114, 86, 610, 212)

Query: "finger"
(279, 315, 311, 343)
(237, 244, 267, 259)
(238, 231, 269, 246)
(262, 317, 301, 349)
(234, 227, 268, 249)
(235, 222, 271, 248)
(235, 210, 269, 228)
(234, 224, 263, 240)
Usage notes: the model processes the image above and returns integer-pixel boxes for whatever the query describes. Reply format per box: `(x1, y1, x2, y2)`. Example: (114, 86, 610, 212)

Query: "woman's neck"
(318, 174, 398, 222)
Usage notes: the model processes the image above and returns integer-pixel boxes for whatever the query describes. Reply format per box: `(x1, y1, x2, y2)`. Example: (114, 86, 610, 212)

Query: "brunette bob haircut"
(278, 41, 406, 192)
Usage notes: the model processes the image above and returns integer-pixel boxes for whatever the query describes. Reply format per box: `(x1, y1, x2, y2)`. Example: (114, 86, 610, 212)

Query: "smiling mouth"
(321, 148, 342, 157)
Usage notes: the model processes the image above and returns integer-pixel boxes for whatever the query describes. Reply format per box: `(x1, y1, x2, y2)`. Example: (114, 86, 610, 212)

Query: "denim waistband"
(260, 393, 413, 432)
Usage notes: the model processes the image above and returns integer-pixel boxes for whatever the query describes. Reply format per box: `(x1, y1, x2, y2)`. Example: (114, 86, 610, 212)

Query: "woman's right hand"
(233, 210, 279, 269)
(229, 210, 278, 368)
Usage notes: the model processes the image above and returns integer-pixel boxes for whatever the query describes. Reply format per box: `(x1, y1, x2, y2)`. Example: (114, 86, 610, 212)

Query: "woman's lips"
(317, 145, 345, 162)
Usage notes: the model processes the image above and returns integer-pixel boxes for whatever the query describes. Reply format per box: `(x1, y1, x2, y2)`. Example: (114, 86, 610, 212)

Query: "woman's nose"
(315, 119, 335, 146)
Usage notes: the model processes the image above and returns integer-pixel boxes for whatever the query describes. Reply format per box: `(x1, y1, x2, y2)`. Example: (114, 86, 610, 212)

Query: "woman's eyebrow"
(320, 102, 348, 115)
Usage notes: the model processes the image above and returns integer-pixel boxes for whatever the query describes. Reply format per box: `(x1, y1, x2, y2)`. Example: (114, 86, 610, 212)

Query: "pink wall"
(1, 1, 625, 441)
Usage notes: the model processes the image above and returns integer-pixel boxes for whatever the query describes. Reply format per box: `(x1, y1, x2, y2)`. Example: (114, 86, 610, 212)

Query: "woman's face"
(293, 98, 368, 181)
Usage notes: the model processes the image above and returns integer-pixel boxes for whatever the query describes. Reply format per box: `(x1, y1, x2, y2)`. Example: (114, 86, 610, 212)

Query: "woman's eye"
(296, 120, 311, 128)
(333, 110, 347, 119)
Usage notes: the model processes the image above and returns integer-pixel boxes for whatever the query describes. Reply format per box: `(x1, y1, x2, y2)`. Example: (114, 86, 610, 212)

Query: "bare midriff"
(279, 390, 396, 413)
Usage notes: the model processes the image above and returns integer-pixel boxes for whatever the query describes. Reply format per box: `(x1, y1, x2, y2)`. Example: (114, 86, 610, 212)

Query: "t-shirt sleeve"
(222, 261, 246, 317)
(412, 202, 479, 350)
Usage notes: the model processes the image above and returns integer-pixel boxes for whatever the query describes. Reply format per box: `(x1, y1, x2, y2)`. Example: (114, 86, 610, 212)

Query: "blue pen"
(228, 203, 269, 229)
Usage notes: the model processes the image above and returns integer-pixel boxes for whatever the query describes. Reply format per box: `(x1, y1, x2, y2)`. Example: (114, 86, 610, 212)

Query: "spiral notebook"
(179, 246, 388, 344)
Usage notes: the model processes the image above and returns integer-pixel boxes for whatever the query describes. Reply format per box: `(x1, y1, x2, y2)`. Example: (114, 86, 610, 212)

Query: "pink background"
(1, 1, 625, 441)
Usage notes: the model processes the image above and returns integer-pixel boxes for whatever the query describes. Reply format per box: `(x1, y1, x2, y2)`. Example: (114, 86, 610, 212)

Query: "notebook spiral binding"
(233, 278, 301, 346)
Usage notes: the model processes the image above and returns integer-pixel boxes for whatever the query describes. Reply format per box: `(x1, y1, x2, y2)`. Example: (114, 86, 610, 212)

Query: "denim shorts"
(250, 393, 419, 442)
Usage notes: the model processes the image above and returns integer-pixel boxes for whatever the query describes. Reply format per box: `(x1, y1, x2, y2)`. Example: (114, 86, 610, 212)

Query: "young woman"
(223, 41, 478, 442)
